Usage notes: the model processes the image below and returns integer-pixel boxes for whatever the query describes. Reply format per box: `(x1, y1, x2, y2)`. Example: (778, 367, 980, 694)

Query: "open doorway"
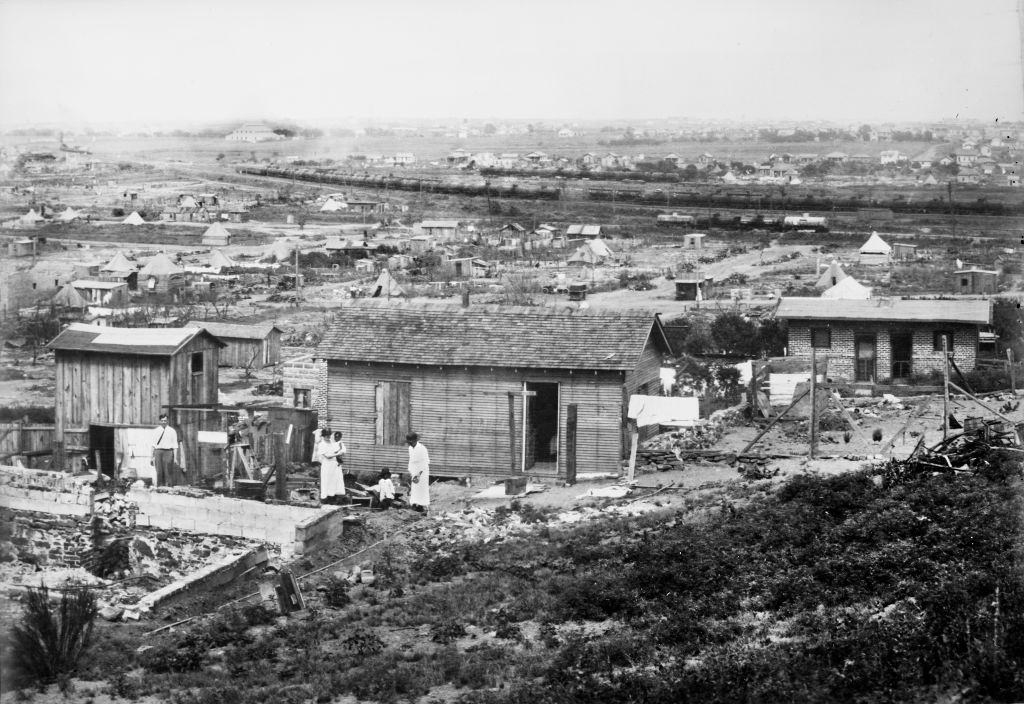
(891, 333, 913, 380)
(525, 382, 559, 472)
(89, 424, 115, 478)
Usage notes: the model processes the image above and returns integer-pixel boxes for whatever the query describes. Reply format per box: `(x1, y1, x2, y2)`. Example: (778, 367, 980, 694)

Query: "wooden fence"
(0, 422, 55, 457)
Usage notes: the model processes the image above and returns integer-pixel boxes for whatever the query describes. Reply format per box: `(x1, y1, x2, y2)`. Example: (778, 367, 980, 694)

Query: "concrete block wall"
(787, 322, 978, 382)
(1, 465, 345, 555)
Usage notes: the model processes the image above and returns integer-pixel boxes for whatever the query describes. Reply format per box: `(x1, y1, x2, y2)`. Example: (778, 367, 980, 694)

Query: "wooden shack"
(675, 276, 714, 301)
(138, 253, 186, 295)
(955, 269, 998, 295)
(71, 279, 130, 306)
(46, 324, 223, 480)
(891, 242, 919, 262)
(184, 321, 282, 368)
(315, 303, 672, 480)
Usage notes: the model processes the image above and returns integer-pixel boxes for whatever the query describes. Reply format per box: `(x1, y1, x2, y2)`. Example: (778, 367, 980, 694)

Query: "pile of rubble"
(876, 420, 1021, 486)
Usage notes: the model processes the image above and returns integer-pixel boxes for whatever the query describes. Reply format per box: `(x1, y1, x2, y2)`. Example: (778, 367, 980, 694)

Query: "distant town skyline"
(0, 0, 1021, 129)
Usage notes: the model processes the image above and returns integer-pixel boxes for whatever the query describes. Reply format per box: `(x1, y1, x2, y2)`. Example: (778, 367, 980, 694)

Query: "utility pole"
(809, 346, 818, 459)
(942, 336, 951, 440)
(294, 247, 301, 307)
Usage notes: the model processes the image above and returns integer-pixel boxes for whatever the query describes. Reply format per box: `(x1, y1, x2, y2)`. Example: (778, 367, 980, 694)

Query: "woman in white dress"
(319, 431, 345, 503)
(406, 432, 429, 512)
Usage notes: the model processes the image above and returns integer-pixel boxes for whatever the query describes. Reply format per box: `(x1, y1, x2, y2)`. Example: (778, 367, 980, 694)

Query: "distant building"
(225, 124, 285, 143)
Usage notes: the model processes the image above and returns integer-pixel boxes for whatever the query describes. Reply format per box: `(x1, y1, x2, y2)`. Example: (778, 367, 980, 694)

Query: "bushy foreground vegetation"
(33, 455, 1023, 703)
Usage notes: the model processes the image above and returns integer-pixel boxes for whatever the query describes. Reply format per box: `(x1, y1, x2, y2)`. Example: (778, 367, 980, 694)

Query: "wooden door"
(855, 335, 876, 383)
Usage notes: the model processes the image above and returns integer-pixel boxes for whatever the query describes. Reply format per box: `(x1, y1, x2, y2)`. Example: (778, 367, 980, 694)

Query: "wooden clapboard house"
(184, 321, 283, 368)
(315, 303, 671, 479)
(46, 324, 224, 479)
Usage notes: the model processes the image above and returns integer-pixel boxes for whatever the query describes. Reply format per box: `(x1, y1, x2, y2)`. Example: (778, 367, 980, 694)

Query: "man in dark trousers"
(151, 414, 181, 487)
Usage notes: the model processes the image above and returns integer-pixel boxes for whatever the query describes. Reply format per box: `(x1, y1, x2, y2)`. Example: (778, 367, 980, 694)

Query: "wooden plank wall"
(219, 338, 263, 368)
(0, 423, 55, 455)
(169, 337, 220, 407)
(325, 362, 626, 479)
(266, 331, 281, 366)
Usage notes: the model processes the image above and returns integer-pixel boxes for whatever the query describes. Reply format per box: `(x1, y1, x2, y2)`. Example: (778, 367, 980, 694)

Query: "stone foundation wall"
(0, 465, 344, 554)
(281, 349, 328, 424)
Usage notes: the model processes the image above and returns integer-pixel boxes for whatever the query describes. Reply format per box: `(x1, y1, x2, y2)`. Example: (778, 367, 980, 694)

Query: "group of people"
(311, 429, 430, 512)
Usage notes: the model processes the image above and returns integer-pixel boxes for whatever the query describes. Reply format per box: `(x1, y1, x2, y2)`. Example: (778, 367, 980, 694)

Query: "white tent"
(721, 171, 738, 183)
(814, 260, 848, 289)
(139, 252, 183, 277)
(201, 221, 231, 245)
(370, 269, 406, 298)
(123, 211, 146, 226)
(209, 249, 237, 269)
(567, 238, 614, 266)
(821, 276, 872, 299)
(262, 238, 298, 262)
(859, 231, 891, 255)
(102, 251, 136, 274)
(57, 207, 80, 222)
(320, 198, 347, 212)
(20, 208, 44, 225)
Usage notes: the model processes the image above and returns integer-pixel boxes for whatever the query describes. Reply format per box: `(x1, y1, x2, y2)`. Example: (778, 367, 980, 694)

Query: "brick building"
(775, 298, 991, 384)
(281, 348, 328, 417)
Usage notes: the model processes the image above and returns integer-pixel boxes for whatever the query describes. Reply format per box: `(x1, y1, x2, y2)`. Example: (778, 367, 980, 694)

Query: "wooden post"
(942, 337, 950, 440)
(740, 387, 810, 455)
(274, 434, 288, 501)
(1008, 349, 1016, 394)
(626, 420, 639, 484)
(809, 348, 818, 459)
(507, 393, 517, 474)
(565, 404, 577, 486)
(52, 440, 65, 473)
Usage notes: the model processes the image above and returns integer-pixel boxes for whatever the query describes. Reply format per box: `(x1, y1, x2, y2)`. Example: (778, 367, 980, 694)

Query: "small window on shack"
(934, 331, 954, 352)
(191, 352, 204, 374)
(294, 388, 311, 409)
(960, 277, 969, 287)
(811, 328, 831, 349)
(375, 380, 411, 446)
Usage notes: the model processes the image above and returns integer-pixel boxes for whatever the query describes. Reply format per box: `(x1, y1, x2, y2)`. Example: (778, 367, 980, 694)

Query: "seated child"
(372, 467, 396, 510)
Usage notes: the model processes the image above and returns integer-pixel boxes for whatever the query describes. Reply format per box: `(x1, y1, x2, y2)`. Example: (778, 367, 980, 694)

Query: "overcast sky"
(0, 0, 1020, 128)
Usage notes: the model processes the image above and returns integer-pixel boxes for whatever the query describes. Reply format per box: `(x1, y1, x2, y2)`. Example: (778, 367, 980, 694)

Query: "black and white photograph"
(1, 0, 1023, 701)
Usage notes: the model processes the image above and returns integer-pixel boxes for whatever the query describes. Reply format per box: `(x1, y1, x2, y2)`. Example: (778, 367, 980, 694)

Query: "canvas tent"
(139, 252, 183, 278)
(370, 269, 406, 298)
(209, 249, 237, 269)
(814, 260, 848, 289)
(320, 198, 347, 212)
(858, 232, 891, 264)
(821, 276, 872, 299)
(263, 238, 298, 262)
(101, 251, 136, 274)
(567, 238, 614, 266)
(57, 207, 80, 222)
(123, 211, 146, 226)
(52, 282, 88, 309)
(201, 221, 231, 246)
(20, 209, 44, 225)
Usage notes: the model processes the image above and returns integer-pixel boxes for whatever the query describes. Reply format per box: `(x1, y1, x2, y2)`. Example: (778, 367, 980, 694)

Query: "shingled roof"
(316, 303, 670, 370)
(47, 324, 224, 356)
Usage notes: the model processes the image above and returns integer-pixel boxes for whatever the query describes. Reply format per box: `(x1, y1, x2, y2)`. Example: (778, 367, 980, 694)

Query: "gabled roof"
(775, 298, 991, 324)
(184, 320, 282, 340)
(316, 303, 671, 370)
(566, 224, 602, 236)
(47, 323, 224, 356)
(72, 279, 127, 290)
(421, 220, 459, 229)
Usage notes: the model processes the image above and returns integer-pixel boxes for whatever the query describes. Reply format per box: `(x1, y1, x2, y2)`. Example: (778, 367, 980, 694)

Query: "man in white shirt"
(152, 414, 180, 487)
(406, 432, 430, 512)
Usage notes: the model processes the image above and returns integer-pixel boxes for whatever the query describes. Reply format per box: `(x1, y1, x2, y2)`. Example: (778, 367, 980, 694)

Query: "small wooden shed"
(675, 276, 714, 301)
(315, 303, 672, 480)
(46, 324, 224, 478)
(955, 269, 998, 295)
(184, 321, 283, 368)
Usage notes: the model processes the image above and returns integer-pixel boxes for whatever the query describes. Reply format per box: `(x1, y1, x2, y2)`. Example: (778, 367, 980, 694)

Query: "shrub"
(10, 585, 98, 687)
(320, 576, 351, 608)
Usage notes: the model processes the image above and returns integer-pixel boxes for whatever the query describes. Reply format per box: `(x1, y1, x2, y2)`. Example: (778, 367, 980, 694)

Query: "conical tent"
(123, 211, 146, 225)
(209, 249, 237, 269)
(57, 207, 80, 222)
(821, 276, 872, 299)
(20, 209, 44, 224)
(139, 252, 183, 277)
(814, 260, 848, 289)
(52, 282, 88, 309)
(587, 238, 614, 259)
(202, 221, 231, 243)
(567, 243, 601, 266)
(101, 251, 136, 273)
(859, 231, 891, 255)
(370, 269, 406, 298)
(320, 198, 347, 212)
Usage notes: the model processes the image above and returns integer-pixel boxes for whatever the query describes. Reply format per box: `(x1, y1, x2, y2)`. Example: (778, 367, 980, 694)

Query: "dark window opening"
(934, 331, 954, 352)
(294, 388, 311, 409)
(811, 328, 831, 349)
(191, 352, 204, 373)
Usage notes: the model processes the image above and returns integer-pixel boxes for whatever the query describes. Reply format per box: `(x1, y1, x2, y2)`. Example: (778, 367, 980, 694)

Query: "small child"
(374, 467, 396, 510)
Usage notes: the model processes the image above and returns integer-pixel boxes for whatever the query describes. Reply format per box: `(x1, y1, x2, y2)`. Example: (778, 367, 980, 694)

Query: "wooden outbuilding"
(315, 303, 672, 480)
(955, 269, 998, 295)
(184, 321, 282, 368)
(46, 324, 224, 479)
(675, 276, 714, 301)
(71, 280, 130, 306)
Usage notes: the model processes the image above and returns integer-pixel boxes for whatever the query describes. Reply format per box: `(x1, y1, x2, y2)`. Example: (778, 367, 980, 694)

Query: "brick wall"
(787, 321, 979, 382)
(280, 348, 328, 425)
